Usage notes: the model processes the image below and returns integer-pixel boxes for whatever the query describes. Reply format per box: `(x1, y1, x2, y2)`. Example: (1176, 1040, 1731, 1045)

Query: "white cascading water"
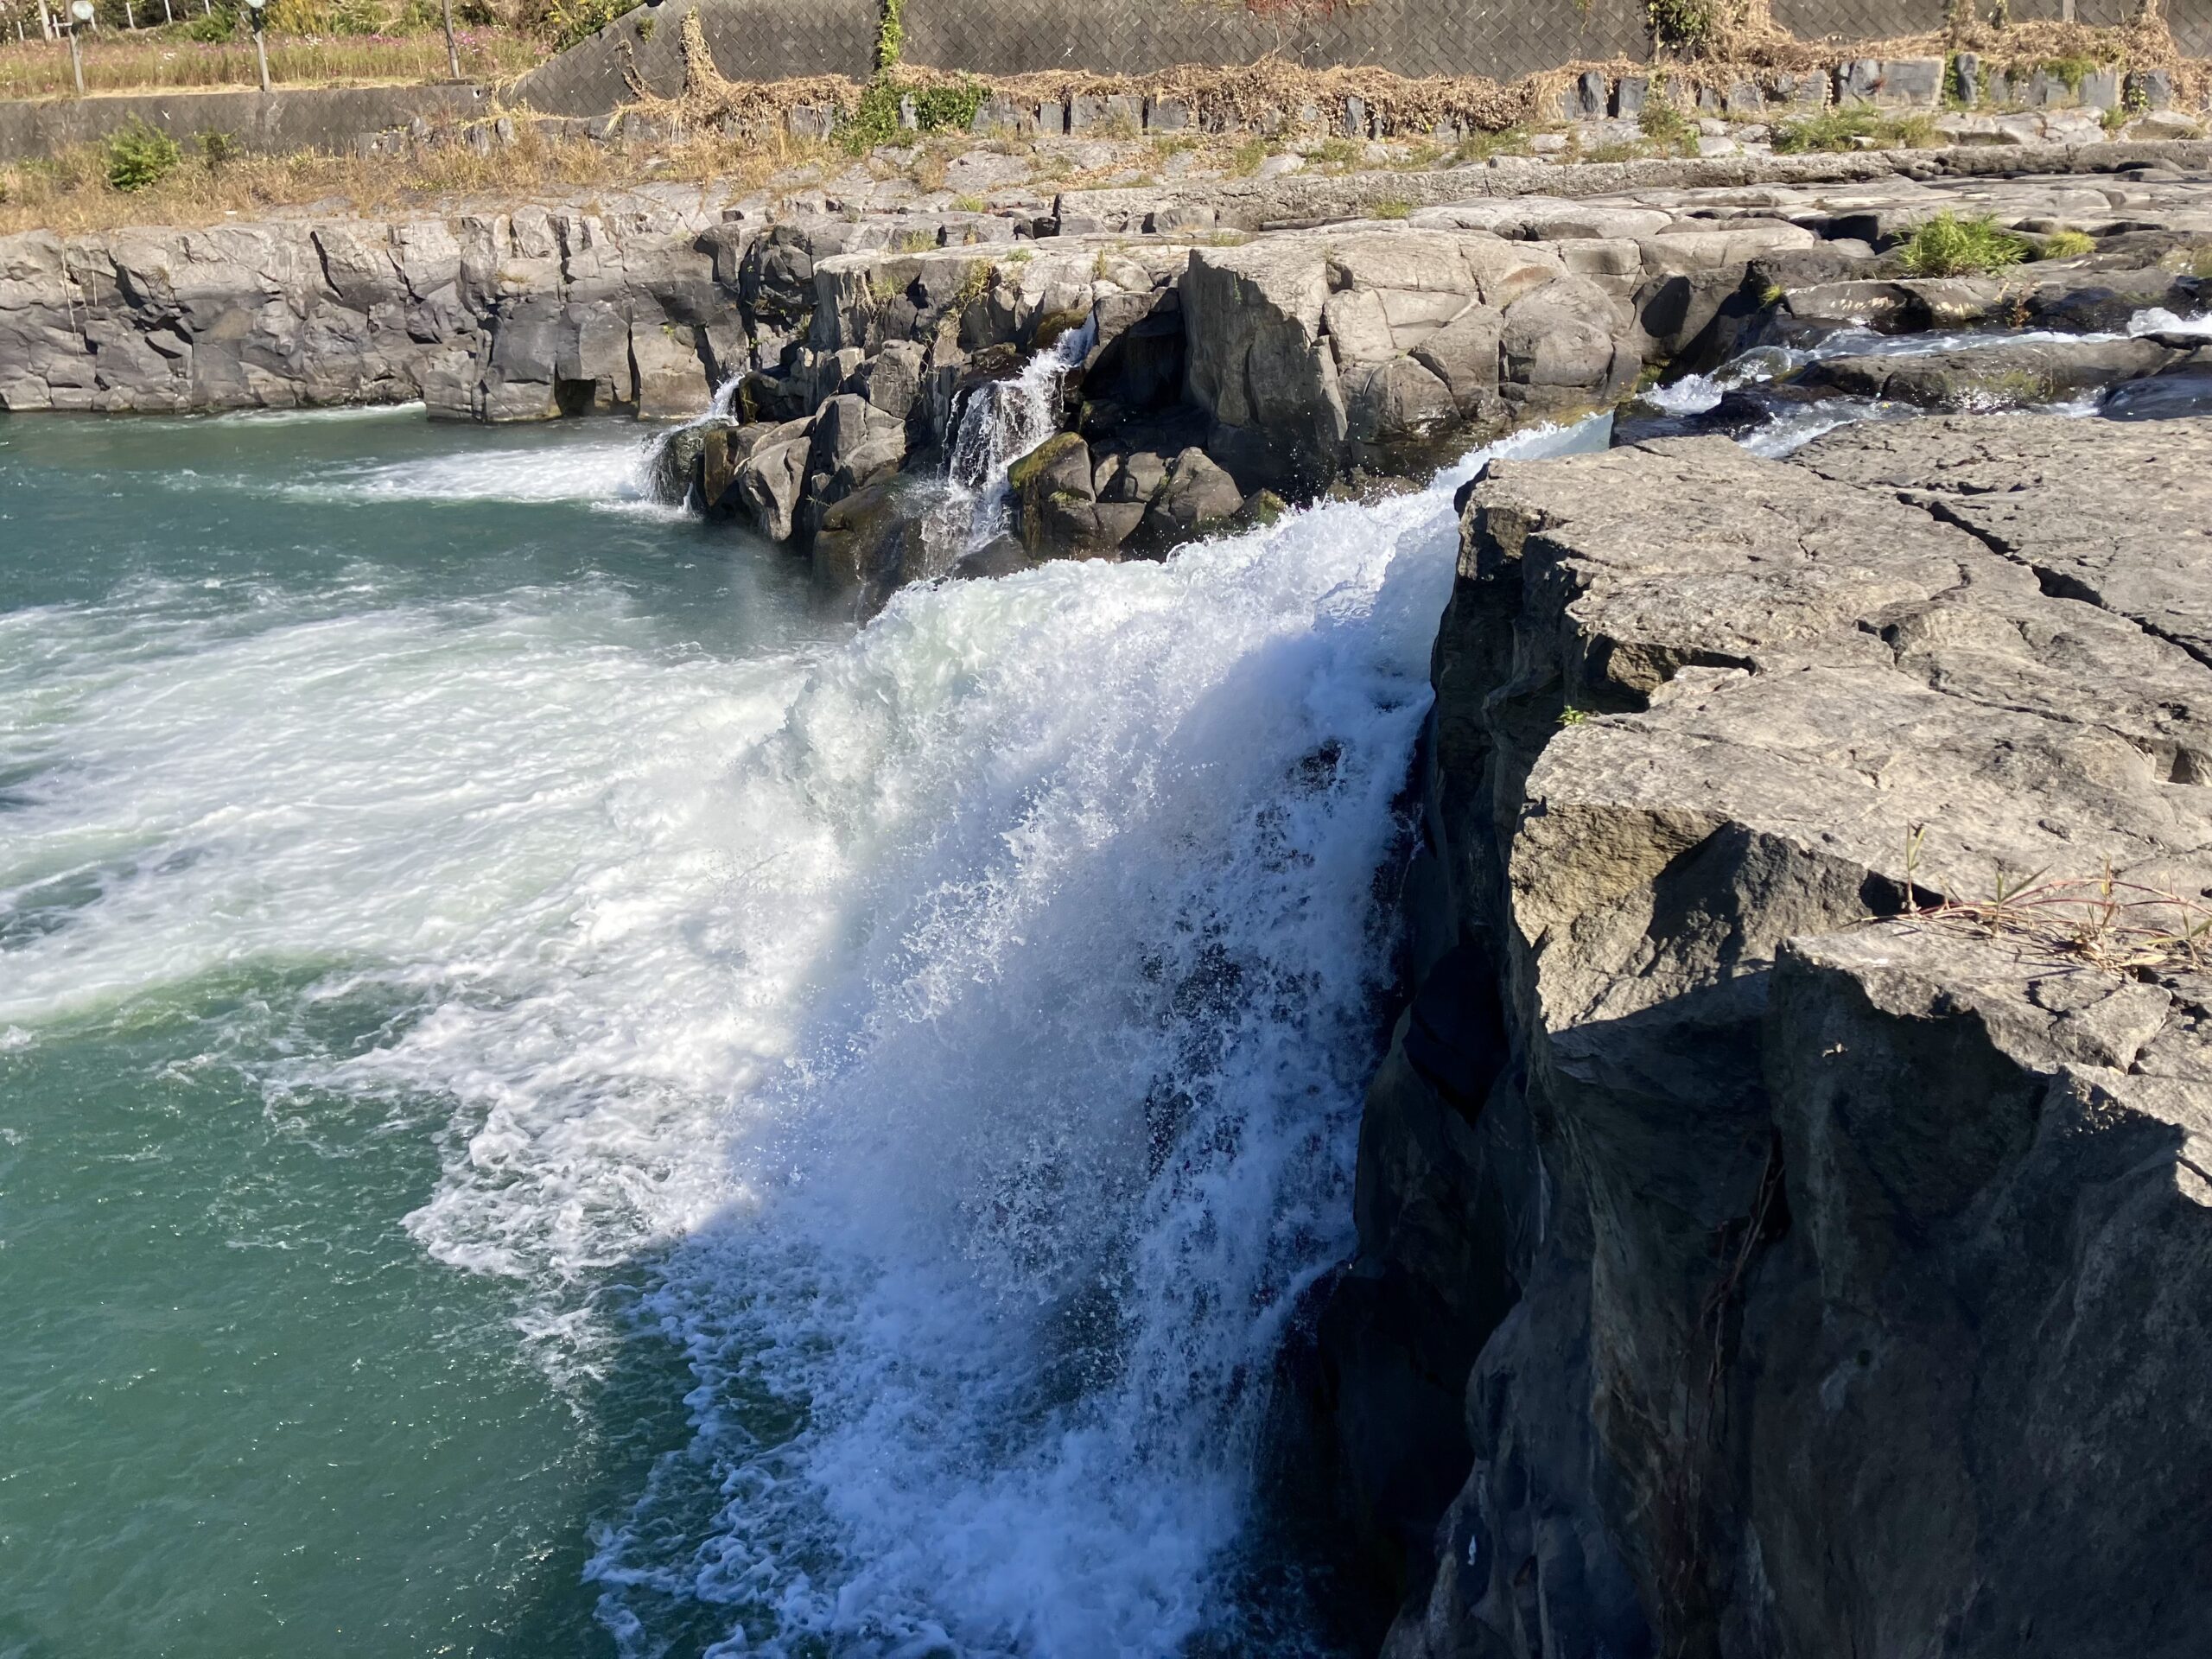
(0, 413, 1591, 1657)
(0, 380, 1592, 1653)
(925, 317, 1100, 560)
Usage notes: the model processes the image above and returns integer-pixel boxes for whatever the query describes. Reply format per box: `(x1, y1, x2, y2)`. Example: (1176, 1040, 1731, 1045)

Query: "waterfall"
(924, 317, 1100, 563)
(640, 371, 748, 506)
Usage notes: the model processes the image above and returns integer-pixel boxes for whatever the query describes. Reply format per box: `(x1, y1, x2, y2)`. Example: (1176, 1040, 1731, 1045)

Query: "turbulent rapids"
(0, 406, 1599, 1656)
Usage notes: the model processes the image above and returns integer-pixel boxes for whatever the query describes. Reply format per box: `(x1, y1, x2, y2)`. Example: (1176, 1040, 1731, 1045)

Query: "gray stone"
(1343, 355, 1456, 442)
(1411, 307, 1503, 414)
(734, 430, 810, 543)
(1145, 97, 1192, 134)
(1139, 446, 1245, 548)
(2128, 70, 2175, 111)
(1350, 416, 2212, 1659)
(1796, 337, 2183, 410)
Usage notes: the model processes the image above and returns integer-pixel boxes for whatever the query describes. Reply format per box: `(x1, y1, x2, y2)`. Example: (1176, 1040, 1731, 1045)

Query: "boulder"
(1412, 308, 1504, 416)
(631, 320, 710, 420)
(1500, 279, 1623, 397)
(1137, 446, 1245, 550)
(1008, 431, 1102, 555)
(1180, 238, 1350, 495)
(810, 474, 931, 615)
(734, 427, 811, 542)
(1796, 338, 2185, 410)
(1355, 414, 2212, 1659)
(1344, 357, 1457, 443)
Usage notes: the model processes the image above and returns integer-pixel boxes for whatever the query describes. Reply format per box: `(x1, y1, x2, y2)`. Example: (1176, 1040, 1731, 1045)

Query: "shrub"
(1898, 213, 2028, 277)
(1773, 106, 1937, 154)
(842, 75, 985, 155)
(196, 129, 240, 173)
(103, 120, 182, 193)
(1637, 99, 1696, 156)
(1647, 0, 1713, 51)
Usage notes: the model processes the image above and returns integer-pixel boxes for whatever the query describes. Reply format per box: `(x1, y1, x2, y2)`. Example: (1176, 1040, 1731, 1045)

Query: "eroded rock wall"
(1332, 415, 2212, 1659)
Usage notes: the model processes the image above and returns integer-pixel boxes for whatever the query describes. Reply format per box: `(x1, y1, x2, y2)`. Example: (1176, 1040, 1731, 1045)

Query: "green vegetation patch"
(1636, 99, 1697, 157)
(1772, 106, 1938, 154)
(843, 75, 987, 155)
(1898, 213, 2029, 277)
(103, 119, 181, 194)
(1646, 0, 1714, 51)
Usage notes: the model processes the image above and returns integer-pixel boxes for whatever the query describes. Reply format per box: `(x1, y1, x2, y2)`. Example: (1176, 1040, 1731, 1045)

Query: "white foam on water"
(212, 400, 430, 424)
(284, 439, 663, 507)
(2130, 306, 2212, 338)
(2, 409, 1599, 1656)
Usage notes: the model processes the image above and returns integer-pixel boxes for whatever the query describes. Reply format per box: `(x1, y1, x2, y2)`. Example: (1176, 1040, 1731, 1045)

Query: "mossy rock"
(1007, 431, 1090, 495)
(1031, 308, 1094, 353)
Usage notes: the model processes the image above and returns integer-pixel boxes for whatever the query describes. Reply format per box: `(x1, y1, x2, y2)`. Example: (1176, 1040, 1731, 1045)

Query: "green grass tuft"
(1898, 213, 2029, 277)
(103, 119, 181, 194)
(1773, 106, 1939, 154)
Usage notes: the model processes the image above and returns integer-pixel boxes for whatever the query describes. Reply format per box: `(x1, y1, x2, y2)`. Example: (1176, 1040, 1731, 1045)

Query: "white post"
(123, 0, 133, 28)
(68, 20, 82, 92)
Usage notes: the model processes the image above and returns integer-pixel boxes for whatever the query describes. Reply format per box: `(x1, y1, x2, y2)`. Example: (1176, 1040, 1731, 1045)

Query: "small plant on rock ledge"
(103, 120, 181, 194)
(1899, 212, 2028, 276)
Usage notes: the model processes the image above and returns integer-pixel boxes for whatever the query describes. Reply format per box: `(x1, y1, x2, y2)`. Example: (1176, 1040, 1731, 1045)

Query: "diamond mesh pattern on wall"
(2169, 0, 2212, 58)
(513, 0, 877, 117)
(899, 0, 1652, 81)
(1770, 0, 1943, 41)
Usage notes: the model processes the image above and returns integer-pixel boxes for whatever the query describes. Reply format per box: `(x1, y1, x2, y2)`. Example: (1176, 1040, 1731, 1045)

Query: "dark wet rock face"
(1333, 415, 2212, 1659)
(1797, 336, 2190, 410)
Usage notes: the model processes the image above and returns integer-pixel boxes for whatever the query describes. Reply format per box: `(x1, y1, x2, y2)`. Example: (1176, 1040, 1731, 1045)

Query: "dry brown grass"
(1886, 823, 2212, 976)
(0, 113, 798, 235)
(0, 26, 538, 99)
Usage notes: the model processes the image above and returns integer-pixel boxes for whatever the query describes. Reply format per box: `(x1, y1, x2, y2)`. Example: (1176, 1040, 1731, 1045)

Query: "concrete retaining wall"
(511, 0, 874, 118)
(0, 82, 492, 161)
(512, 0, 2212, 118)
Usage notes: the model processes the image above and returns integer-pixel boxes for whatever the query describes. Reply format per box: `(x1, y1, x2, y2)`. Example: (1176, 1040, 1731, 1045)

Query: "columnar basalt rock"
(12, 161, 2212, 619)
(1332, 415, 2212, 1659)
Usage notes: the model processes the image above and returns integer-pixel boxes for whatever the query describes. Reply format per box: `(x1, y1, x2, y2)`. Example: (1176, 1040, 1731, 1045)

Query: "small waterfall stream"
(921, 316, 1101, 565)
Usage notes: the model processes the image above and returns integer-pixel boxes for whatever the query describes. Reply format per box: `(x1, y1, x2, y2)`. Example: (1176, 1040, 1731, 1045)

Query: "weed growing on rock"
(1227, 137, 1272, 175)
(1885, 829, 2212, 974)
(1450, 126, 1532, 163)
(1371, 198, 1412, 219)
(103, 120, 182, 194)
(1900, 213, 2028, 276)
(2038, 228, 2096, 258)
(1773, 106, 1939, 154)
(1637, 100, 1697, 157)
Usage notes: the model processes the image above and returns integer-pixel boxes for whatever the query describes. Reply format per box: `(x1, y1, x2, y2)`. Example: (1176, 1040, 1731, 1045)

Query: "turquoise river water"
(0, 405, 1595, 1658)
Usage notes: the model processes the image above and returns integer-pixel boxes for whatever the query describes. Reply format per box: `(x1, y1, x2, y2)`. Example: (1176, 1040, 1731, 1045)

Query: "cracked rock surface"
(1331, 413, 2212, 1659)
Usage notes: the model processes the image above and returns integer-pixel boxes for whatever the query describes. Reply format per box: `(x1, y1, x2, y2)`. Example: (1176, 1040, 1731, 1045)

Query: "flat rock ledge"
(1325, 412, 2212, 1659)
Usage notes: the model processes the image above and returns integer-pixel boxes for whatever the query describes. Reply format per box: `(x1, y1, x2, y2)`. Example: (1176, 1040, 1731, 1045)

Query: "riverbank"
(6, 123, 2212, 1659)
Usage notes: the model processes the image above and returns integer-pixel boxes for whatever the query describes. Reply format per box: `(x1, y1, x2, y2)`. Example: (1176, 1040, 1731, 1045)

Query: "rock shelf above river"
(1339, 410, 2212, 1659)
